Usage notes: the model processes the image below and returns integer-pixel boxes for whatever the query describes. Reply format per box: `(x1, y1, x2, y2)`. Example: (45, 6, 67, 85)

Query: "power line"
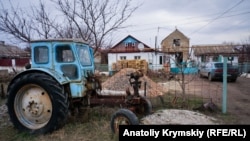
(188, 0, 245, 36)
(147, 9, 249, 27)
(116, 10, 250, 34)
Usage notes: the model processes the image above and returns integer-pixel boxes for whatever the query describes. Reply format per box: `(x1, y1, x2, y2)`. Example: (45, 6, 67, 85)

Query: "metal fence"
(238, 62, 250, 74)
(96, 62, 250, 112)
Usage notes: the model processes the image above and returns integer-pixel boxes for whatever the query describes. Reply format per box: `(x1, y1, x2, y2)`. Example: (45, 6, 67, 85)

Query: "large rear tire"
(110, 108, 139, 134)
(7, 73, 69, 134)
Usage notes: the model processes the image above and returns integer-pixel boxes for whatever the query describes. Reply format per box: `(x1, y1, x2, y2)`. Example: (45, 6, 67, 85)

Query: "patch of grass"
(0, 126, 16, 141)
(149, 91, 204, 111)
(36, 120, 117, 141)
(211, 112, 238, 124)
(0, 94, 7, 105)
(12, 132, 37, 141)
(0, 107, 119, 141)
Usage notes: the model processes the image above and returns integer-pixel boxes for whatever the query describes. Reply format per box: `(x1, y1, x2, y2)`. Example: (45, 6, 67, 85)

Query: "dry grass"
(0, 91, 204, 141)
(0, 91, 235, 141)
(0, 121, 119, 141)
(0, 105, 120, 141)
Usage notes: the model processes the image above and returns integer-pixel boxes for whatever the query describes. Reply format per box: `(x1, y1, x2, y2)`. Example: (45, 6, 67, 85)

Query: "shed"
(0, 41, 30, 58)
(191, 44, 240, 65)
(192, 45, 239, 56)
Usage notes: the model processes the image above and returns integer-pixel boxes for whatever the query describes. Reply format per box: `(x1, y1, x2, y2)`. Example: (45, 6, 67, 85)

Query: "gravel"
(140, 109, 219, 125)
(101, 68, 164, 97)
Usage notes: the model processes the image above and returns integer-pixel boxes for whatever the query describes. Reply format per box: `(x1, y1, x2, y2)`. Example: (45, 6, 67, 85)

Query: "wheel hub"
(26, 100, 44, 117)
(14, 85, 53, 129)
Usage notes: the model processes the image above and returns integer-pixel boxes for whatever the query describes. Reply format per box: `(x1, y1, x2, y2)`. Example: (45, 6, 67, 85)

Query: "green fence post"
(222, 56, 228, 114)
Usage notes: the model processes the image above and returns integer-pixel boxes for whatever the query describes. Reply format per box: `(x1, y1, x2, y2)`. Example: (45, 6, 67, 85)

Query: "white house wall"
(196, 56, 239, 66)
(108, 52, 165, 71)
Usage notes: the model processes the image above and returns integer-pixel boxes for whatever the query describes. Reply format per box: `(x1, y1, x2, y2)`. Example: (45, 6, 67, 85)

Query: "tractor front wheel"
(110, 108, 139, 134)
(7, 73, 69, 134)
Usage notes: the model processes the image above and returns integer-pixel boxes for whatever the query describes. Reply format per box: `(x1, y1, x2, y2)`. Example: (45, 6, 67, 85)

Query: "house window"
(125, 42, 135, 47)
(134, 56, 141, 60)
(201, 55, 206, 62)
(173, 39, 180, 47)
(120, 56, 126, 60)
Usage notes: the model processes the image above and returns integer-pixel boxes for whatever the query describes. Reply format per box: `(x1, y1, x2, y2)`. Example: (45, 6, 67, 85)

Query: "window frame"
(34, 46, 49, 64)
(55, 45, 75, 63)
(120, 56, 126, 60)
(134, 56, 141, 60)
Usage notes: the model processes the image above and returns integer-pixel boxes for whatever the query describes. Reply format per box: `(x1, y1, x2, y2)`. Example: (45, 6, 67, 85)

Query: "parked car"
(198, 62, 239, 82)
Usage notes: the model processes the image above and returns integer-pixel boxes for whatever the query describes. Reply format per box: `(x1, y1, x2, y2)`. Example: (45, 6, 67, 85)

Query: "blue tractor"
(6, 39, 152, 134)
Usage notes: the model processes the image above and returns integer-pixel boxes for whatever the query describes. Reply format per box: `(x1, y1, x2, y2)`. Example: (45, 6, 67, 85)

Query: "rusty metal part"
(127, 69, 144, 96)
(71, 70, 150, 117)
(85, 72, 102, 91)
(89, 95, 126, 107)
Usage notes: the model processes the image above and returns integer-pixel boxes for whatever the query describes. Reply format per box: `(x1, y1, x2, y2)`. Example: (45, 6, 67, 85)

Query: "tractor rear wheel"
(110, 108, 139, 134)
(7, 73, 69, 134)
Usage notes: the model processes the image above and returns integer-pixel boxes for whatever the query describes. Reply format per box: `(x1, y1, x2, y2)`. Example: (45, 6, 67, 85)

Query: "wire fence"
(96, 63, 250, 111)
(1, 62, 250, 110)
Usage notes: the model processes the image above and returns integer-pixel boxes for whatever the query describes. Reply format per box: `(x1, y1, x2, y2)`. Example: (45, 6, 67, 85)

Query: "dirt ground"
(214, 76, 250, 124)
(194, 76, 250, 124)
(145, 74, 250, 125)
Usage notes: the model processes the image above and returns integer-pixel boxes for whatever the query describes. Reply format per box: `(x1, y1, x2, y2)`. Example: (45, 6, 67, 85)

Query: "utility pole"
(155, 27, 160, 52)
(155, 36, 157, 55)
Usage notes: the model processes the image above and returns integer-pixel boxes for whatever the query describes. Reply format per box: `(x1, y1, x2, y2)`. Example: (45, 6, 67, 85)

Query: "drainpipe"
(222, 56, 228, 114)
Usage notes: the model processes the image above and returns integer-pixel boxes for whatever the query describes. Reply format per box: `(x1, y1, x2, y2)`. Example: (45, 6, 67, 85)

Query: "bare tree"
(0, 0, 59, 43)
(0, 0, 139, 54)
(29, 1, 57, 39)
(169, 44, 199, 107)
(0, 1, 33, 43)
(54, 0, 139, 53)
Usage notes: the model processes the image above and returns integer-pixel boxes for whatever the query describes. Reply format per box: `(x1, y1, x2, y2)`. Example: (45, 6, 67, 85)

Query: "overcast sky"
(117, 0, 250, 47)
(1, 0, 250, 48)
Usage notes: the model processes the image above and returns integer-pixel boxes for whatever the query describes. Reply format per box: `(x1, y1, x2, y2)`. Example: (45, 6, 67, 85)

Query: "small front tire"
(110, 108, 139, 134)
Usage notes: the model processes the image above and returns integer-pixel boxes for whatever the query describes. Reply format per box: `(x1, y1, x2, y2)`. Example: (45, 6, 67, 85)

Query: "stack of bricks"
(112, 59, 148, 74)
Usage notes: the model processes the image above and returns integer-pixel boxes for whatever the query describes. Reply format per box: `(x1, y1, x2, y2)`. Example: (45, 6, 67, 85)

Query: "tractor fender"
(8, 68, 69, 90)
